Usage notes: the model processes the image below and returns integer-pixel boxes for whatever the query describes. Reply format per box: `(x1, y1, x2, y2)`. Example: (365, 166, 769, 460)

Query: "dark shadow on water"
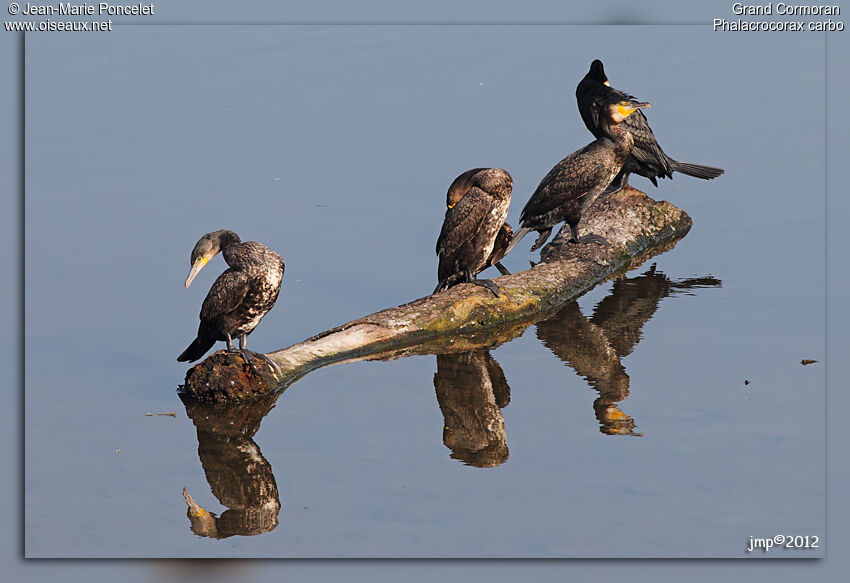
(536, 264, 721, 436)
(179, 392, 282, 539)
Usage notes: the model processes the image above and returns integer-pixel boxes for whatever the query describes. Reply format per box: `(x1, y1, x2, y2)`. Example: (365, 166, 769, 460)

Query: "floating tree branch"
(180, 186, 692, 402)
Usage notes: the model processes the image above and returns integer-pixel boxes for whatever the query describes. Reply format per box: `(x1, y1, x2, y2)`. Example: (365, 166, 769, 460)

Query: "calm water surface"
(24, 26, 824, 557)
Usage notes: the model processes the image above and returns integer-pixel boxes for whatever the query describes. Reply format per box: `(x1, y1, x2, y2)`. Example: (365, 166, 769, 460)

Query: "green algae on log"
(180, 186, 691, 402)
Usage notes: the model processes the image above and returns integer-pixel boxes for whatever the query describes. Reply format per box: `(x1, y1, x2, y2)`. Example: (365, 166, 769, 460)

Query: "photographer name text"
(19, 2, 153, 16)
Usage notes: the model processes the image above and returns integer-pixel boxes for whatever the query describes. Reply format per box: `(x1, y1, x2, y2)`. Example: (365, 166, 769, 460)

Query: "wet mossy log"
(181, 186, 691, 402)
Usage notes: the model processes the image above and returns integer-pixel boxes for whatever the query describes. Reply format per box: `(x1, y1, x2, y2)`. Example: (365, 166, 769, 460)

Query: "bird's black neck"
(216, 230, 246, 269)
(216, 230, 241, 251)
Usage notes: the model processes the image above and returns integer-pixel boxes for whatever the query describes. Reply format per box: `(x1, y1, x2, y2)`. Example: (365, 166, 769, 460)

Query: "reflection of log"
(434, 351, 510, 467)
(180, 394, 282, 538)
(181, 187, 692, 401)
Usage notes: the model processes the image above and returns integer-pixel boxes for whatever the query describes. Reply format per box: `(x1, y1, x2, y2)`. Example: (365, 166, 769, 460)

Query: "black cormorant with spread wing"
(177, 230, 285, 367)
(576, 59, 724, 193)
(434, 168, 513, 297)
(505, 92, 649, 254)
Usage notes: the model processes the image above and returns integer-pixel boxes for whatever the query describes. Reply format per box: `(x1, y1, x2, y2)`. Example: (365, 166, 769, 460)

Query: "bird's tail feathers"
(672, 161, 725, 180)
(177, 336, 216, 363)
(503, 226, 532, 257)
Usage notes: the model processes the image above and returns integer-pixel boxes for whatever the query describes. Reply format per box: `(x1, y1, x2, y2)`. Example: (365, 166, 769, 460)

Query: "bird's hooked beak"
(184, 256, 210, 288)
(616, 101, 650, 118)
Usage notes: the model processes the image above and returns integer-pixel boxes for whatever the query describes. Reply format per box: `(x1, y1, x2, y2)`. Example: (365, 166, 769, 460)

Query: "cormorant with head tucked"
(576, 59, 724, 194)
(505, 92, 650, 253)
(434, 168, 513, 297)
(445, 168, 513, 276)
(177, 230, 285, 367)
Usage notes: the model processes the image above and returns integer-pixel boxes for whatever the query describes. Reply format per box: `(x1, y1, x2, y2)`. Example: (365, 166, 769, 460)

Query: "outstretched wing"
(436, 187, 491, 257)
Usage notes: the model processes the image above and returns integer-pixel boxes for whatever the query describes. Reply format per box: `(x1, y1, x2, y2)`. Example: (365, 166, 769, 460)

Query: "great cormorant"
(434, 168, 513, 297)
(505, 92, 649, 253)
(177, 230, 285, 366)
(445, 167, 513, 276)
(576, 59, 724, 193)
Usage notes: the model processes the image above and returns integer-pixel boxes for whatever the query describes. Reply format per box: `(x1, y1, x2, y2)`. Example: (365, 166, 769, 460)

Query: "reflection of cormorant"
(180, 393, 282, 538)
(591, 264, 721, 357)
(433, 350, 510, 467)
(537, 301, 636, 435)
(434, 168, 513, 297)
(506, 92, 649, 254)
(576, 59, 724, 194)
(178, 230, 285, 366)
(536, 265, 722, 435)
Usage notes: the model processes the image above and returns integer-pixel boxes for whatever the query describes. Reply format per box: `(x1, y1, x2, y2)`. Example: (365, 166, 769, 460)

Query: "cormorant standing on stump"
(177, 230, 285, 368)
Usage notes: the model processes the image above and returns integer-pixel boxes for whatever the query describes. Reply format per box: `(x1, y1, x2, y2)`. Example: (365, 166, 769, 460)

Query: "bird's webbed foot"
(433, 272, 464, 295)
(237, 348, 262, 375)
(529, 228, 553, 252)
(471, 278, 501, 297)
(238, 348, 282, 377)
(577, 233, 612, 246)
(252, 351, 283, 377)
(567, 224, 610, 246)
(494, 261, 511, 276)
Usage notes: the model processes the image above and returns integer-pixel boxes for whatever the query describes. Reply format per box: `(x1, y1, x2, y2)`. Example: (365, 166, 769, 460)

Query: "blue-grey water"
(24, 26, 824, 558)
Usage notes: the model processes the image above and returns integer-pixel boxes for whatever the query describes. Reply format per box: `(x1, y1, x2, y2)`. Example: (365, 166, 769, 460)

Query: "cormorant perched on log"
(445, 168, 513, 276)
(576, 59, 724, 193)
(177, 230, 285, 367)
(434, 168, 513, 297)
(505, 92, 649, 254)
